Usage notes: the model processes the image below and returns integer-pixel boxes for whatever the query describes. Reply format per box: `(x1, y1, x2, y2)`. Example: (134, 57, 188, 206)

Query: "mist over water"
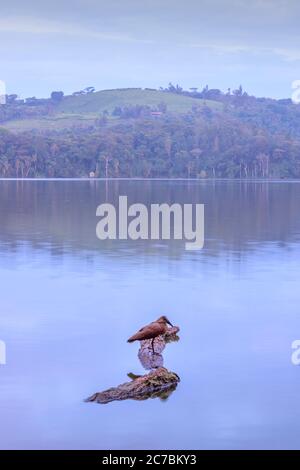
(0, 179, 300, 449)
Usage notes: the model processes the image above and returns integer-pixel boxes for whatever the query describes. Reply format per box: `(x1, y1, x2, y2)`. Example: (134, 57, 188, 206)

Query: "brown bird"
(127, 316, 173, 353)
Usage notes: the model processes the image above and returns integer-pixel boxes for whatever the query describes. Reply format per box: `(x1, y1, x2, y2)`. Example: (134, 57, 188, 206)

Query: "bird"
(127, 316, 173, 354)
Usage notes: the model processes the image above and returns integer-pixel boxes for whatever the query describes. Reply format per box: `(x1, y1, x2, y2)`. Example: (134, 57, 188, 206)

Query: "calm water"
(1, 179, 300, 450)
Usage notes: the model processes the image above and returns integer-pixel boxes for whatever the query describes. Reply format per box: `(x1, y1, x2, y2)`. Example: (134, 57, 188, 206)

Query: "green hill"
(1, 88, 222, 132)
(57, 88, 222, 114)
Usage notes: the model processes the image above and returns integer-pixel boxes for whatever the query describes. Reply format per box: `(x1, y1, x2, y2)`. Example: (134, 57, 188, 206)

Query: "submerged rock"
(85, 367, 180, 404)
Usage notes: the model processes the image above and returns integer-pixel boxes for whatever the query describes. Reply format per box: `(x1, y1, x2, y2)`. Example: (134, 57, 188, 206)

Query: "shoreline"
(0, 177, 300, 183)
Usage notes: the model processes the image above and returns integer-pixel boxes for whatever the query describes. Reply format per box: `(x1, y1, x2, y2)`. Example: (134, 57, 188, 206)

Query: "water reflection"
(138, 328, 180, 370)
(1, 179, 300, 260)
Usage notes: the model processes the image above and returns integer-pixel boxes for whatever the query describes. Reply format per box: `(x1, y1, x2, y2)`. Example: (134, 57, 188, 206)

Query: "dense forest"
(0, 84, 300, 178)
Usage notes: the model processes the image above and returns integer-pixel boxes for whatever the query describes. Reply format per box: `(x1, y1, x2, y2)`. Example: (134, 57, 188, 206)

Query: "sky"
(0, 0, 300, 99)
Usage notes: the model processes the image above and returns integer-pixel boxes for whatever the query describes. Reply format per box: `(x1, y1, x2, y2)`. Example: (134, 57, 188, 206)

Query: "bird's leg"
(151, 338, 155, 354)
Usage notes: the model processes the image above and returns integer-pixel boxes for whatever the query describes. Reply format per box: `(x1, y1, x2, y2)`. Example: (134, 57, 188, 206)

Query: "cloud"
(272, 48, 300, 62)
(189, 41, 300, 63)
(189, 43, 252, 55)
(0, 16, 153, 43)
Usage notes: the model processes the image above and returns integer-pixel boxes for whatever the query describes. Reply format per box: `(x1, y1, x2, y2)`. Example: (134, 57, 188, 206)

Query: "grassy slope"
(2, 115, 98, 132)
(1, 88, 222, 132)
(57, 88, 222, 114)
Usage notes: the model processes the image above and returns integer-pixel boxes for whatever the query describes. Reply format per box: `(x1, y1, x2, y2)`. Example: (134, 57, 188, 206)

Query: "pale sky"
(1, 0, 300, 98)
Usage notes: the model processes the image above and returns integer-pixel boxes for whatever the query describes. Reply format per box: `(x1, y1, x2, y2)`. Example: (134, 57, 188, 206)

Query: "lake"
(0, 179, 300, 450)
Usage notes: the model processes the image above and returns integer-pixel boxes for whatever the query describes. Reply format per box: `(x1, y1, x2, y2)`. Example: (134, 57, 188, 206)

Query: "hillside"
(56, 88, 222, 114)
(1, 88, 222, 132)
(1, 85, 300, 179)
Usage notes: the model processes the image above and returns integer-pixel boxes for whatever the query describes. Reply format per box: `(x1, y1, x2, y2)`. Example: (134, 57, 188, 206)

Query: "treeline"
(163, 83, 300, 139)
(1, 107, 300, 178)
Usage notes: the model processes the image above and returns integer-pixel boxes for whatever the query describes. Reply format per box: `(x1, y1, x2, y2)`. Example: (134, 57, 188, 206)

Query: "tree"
(25, 97, 37, 104)
(51, 91, 64, 102)
(233, 85, 243, 97)
(6, 94, 18, 104)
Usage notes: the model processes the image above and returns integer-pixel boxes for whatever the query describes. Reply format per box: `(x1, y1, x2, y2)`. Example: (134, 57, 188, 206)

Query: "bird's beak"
(167, 320, 173, 327)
